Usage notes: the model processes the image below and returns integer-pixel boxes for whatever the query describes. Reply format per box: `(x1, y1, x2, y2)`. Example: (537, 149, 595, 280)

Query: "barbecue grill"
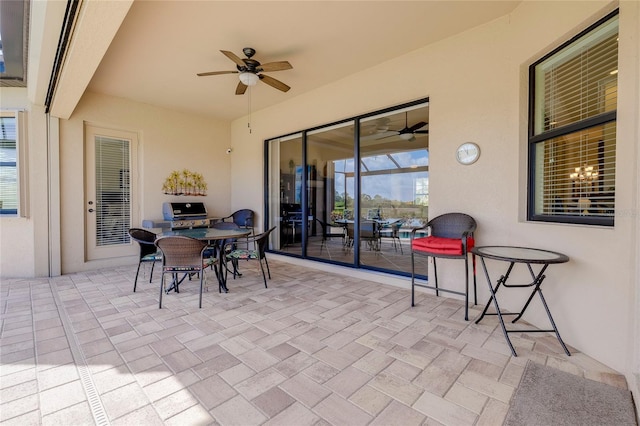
(161, 202, 211, 229)
(141, 202, 220, 229)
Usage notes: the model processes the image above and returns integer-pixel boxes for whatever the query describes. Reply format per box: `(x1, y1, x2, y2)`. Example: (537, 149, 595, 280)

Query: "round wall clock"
(456, 142, 480, 165)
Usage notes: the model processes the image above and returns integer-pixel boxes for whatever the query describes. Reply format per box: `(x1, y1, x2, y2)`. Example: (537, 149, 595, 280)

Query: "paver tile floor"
(0, 260, 628, 425)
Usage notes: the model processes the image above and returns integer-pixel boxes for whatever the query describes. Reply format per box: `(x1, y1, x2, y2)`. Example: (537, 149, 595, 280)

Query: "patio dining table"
(158, 227, 251, 293)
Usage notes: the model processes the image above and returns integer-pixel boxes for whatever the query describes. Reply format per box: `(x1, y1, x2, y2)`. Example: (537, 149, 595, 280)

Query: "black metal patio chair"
(128, 228, 162, 292)
(315, 218, 345, 251)
(223, 227, 276, 288)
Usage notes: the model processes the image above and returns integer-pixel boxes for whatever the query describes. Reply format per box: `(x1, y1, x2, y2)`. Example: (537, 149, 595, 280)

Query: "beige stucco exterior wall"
(0, 88, 34, 277)
(0, 88, 54, 277)
(625, 0, 640, 404)
(57, 92, 231, 273)
(228, 0, 639, 378)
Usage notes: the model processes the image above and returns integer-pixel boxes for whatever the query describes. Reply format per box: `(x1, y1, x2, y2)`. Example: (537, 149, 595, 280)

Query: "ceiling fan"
(363, 112, 428, 142)
(197, 47, 293, 95)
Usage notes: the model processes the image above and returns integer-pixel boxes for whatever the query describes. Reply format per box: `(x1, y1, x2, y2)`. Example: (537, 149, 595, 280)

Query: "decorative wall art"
(162, 169, 208, 196)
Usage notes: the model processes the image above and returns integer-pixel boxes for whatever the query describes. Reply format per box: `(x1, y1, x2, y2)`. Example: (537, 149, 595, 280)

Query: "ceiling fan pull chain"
(247, 87, 252, 133)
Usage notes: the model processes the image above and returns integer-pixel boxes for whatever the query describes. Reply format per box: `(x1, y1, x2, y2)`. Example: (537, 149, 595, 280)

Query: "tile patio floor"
(0, 259, 629, 425)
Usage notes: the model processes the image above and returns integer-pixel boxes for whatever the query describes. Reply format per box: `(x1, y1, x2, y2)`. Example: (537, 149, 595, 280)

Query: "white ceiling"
(87, 1, 520, 122)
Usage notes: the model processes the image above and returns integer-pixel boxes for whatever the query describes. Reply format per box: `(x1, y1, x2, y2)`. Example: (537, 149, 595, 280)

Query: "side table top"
(471, 246, 569, 264)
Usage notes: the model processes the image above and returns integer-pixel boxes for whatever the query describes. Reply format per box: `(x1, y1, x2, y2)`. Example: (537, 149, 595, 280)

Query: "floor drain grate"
(50, 281, 110, 426)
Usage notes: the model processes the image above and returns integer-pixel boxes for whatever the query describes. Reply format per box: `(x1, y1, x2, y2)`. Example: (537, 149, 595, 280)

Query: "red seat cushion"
(412, 236, 474, 255)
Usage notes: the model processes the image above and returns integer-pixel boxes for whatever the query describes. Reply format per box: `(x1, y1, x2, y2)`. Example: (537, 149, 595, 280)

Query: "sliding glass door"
(266, 100, 429, 276)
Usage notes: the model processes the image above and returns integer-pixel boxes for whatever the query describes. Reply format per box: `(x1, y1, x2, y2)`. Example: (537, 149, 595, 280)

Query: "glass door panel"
(358, 105, 429, 273)
(305, 122, 355, 265)
(268, 133, 304, 254)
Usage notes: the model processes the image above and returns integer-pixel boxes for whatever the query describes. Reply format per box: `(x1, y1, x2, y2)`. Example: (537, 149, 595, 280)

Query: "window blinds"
(95, 136, 131, 246)
(0, 116, 17, 214)
(534, 15, 618, 135)
(535, 123, 615, 217)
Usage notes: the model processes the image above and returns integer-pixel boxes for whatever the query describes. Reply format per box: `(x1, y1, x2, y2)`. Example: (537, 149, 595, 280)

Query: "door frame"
(84, 124, 139, 261)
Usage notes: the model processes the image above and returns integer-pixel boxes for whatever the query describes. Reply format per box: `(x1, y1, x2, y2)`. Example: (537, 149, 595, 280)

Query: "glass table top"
(159, 227, 251, 240)
(472, 246, 569, 264)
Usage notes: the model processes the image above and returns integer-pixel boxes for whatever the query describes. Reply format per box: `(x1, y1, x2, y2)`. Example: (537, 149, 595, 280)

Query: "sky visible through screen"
(333, 149, 428, 203)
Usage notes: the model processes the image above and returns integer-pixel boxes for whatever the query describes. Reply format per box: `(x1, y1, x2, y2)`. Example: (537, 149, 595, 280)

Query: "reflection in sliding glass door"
(268, 133, 303, 255)
(358, 106, 429, 273)
(305, 122, 355, 265)
(266, 100, 429, 277)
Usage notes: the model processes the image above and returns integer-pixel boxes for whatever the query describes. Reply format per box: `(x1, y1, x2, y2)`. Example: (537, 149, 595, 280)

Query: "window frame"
(527, 10, 618, 227)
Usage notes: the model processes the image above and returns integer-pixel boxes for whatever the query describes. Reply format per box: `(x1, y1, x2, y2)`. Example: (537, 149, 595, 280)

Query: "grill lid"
(162, 202, 207, 220)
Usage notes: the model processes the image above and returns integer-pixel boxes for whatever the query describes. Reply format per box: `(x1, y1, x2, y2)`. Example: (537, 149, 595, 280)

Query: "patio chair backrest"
(155, 236, 208, 270)
(228, 209, 254, 228)
(427, 213, 476, 239)
(129, 228, 158, 259)
(254, 226, 276, 259)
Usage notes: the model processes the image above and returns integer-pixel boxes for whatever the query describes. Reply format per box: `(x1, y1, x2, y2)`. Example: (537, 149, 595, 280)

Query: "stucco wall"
(624, 0, 640, 406)
(58, 92, 232, 273)
(228, 0, 639, 376)
(0, 88, 37, 277)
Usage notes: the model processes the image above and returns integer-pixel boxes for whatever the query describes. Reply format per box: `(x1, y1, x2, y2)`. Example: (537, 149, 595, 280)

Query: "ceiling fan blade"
(259, 74, 290, 92)
(414, 130, 429, 134)
(221, 50, 246, 67)
(381, 131, 401, 139)
(196, 70, 238, 77)
(360, 130, 398, 142)
(235, 81, 248, 95)
(259, 61, 293, 72)
(407, 121, 427, 133)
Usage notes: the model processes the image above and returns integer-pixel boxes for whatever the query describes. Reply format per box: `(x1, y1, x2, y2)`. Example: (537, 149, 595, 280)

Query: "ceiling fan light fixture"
(239, 72, 259, 86)
(399, 133, 414, 140)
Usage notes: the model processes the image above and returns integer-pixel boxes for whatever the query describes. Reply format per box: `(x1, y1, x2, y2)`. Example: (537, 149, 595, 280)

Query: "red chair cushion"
(412, 236, 475, 255)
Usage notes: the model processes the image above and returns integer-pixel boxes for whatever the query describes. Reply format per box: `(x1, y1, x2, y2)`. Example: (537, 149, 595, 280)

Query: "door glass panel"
(268, 133, 304, 254)
(306, 122, 355, 265)
(358, 105, 429, 273)
(95, 136, 131, 246)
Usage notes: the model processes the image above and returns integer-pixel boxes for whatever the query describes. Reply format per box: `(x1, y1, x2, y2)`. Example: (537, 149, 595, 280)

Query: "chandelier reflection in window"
(570, 164, 598, 205)
(569, 164, 598, 182)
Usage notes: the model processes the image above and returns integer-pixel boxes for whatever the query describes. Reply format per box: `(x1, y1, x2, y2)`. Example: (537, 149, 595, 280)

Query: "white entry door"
(85, 125, 139, 261)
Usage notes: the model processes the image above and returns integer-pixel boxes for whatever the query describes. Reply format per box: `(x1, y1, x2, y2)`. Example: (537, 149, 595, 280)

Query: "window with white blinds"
(95, 136, 131, 246)
(0, 115, 17, 215)
(529, 11, 618, 226)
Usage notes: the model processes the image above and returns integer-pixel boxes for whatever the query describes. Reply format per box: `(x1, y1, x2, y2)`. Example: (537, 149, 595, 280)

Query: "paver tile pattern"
(0, 260, 627, 425)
